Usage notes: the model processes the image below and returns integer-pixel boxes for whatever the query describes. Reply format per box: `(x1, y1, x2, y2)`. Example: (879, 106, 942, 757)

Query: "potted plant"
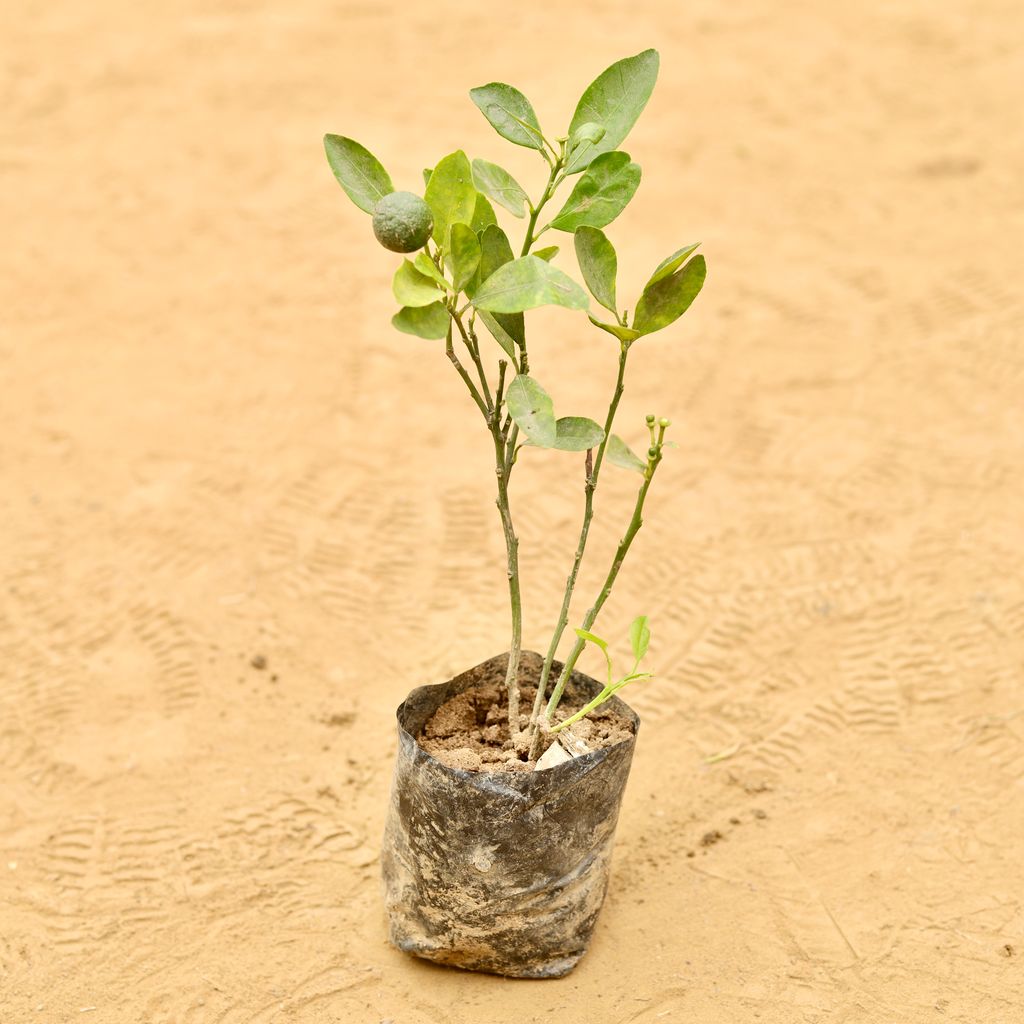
(324, 48, 706, 978)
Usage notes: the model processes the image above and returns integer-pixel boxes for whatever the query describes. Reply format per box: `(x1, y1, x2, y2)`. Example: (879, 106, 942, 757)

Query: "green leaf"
(469, 83, 545, 150)
(476, 224, 515, 280)
(569, 121, 606, 149)
(424, 150, 476, 247)
(606, 434, 647, 473)
(533, 245, 559, 262)
(553, 416, 605, 451)
(573, 628, 614, 688)
(574, 226, 617, 314)
(471, 192, 498, 232)
(629, 615, 650, 662)
(422, 167, 433, 187)
(633, 254, 706, 336)
(472, 159, 529, 217)
(566, 123, 607, 177)
(611, 671, 652, 697)
(472, 256, 589, 314)
(588, 315, 640, 343)
(621, 671, 653, 684)
(471, 224, 524, 347)
(574, 627, 608, 652)
(391, 302, 449, 339)
(448, 223, 481, 293)
(413, 252, 449, 289)
(565, 49, 660, 173)
(323, 135, 394, 214)
(505, 374, 556, 447)
(550, 152, 641, 232)
(492, 311, 525, 350)
(476, 309, 518, 360)
(645, 242, 701, 289)
(393, 260, 441, 308)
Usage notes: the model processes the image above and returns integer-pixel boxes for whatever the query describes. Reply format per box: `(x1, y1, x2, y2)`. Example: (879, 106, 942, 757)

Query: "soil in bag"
(381, 650, 639, 978)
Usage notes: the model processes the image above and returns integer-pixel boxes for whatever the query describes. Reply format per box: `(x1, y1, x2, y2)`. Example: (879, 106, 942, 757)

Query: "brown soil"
(418, 680, 634, 772)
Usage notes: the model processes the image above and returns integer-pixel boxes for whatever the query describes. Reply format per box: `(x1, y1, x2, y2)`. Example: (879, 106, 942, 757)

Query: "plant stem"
(544, 445, 664, 724)
(526, 343, 630, 757)
(522, 208, 542, 259)
(446, 308, 523, 740)
(450, 308, 493, 413)
(550, 688, 612, 734)
(492, 420, 523, 739)
(442, 149, 568, 749)
(445, 323, 488, 420)
(495, 358, 508, 416)
(466, 321, 493, 410)
(521, 156, 564, 257)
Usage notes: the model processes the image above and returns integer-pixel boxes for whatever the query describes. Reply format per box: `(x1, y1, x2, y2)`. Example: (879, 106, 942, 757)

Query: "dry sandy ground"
(2, 1, 1023, 1021)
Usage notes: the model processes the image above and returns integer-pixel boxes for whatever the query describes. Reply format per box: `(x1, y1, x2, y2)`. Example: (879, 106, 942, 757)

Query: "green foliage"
(550, 152, 641, 232)
(424, 150, 476, 248)
(606, 434, 647, 473)
(644, 242, 701, 289)
(476, 309, 518, 360)
(629, 615, 650, 662)
(533, 245, 559, 262)
(568, 122, 606, 155)
(324, 135, 394, 214)
(575, 628, 608, 653)
(633, 254, 706, 336)
(587, 316, 641, 343)
(392, 302, 450, 339)
(506, 374, 556, 447)
(472, 256, 588, 314)
(413, 252, 449, 289)
(448, 223, 481, 293)
(550, 617, 654, 733)
(393, 260, 442, 307)
(469, 83, 545, 150)
(472, 159, 529, 217)
(574, 227, 617, 314)
(473, 224, 514, 283)
(471, 192, 498, 232)
(565, 50, 660, 173)
(509, 379, 604, 452)
(552, 416, 605, 451)
(471, 224, 524, 349)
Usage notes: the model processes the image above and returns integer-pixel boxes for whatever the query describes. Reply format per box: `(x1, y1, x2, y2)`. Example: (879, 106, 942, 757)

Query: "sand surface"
(3, 2, 1023, 1021)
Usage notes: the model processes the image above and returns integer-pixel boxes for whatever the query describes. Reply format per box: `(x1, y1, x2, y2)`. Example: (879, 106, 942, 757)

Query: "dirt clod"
(322, 711, 355, 728)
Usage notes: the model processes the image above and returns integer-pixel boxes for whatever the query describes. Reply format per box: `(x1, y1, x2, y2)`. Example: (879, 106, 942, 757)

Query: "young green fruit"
(372, 192, 434, 253)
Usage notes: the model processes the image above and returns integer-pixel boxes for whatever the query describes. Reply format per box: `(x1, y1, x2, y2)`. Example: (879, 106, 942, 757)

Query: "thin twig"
(444, 322, 488, 419)
(544, 442, 664, 723)
(450, 308, 493, 411)
(526, 344, 630, 755)
(491, 418, 522, 738)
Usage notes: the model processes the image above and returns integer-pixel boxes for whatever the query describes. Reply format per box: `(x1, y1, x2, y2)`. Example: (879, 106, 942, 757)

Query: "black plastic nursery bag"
(381, 651, 640, 978)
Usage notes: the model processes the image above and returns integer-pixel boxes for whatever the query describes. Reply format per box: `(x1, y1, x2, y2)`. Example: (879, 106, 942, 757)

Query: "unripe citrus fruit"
(372, 192, 433, 253)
